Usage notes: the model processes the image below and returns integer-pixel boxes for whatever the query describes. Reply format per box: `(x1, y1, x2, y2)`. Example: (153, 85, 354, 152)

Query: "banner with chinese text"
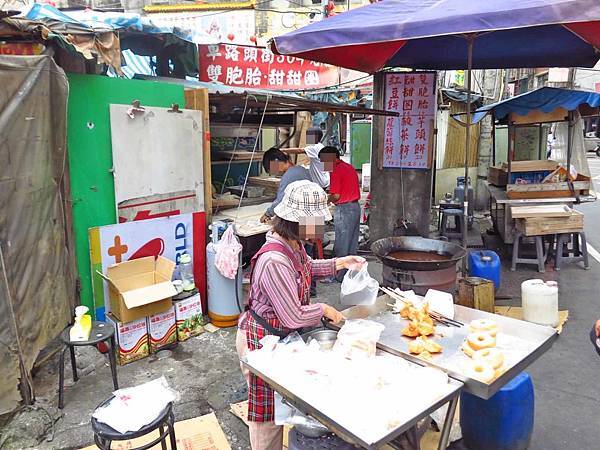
(199, 44, 339, 90)
(383, 72, 436, 169)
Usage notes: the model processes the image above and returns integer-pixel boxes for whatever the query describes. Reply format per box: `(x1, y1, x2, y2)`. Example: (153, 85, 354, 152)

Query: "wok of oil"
(387, 250, 450, 262)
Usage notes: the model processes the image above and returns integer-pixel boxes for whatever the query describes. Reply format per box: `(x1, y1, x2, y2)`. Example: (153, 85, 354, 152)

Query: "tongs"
(379, 286, 463, 328)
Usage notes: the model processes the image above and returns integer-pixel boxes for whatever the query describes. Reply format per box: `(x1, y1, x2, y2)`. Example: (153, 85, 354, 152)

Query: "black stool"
(92, 397, 177, 450)
(59, 321, 118, 409)
(440, 209, 463, 240)
(511, 232, 547, 273)
(555, 231, 590, 270)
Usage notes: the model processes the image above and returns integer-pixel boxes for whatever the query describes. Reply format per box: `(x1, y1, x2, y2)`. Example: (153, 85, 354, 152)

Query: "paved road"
(576, 155, 600, 256)
(526, 154, 600, 449)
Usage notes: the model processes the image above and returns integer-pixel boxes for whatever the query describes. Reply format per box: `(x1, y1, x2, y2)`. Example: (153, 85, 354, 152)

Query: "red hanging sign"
(198, 43, 339, 90)
(0, 43, 45, 56)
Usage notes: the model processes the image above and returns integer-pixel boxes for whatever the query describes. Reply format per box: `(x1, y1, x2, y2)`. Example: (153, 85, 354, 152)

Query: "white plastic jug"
(521, 279, 559, 327)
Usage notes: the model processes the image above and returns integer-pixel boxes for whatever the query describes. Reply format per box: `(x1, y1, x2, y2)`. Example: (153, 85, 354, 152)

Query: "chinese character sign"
(199, 44, 339, 90)
(382, 72, 436, 169)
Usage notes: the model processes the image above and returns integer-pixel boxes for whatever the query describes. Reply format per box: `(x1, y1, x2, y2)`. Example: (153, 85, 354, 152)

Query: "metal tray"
(241, 353, 462, 449)
(335, 295, 558, 399)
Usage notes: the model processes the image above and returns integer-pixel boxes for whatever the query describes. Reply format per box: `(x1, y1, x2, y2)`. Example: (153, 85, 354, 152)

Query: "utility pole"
(475, 69, 501, 211)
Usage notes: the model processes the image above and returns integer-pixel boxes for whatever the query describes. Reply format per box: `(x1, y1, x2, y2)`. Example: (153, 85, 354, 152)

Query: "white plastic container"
(521, 279, 559, 327)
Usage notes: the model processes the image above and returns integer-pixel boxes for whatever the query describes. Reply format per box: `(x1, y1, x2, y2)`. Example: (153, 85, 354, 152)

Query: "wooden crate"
(488, 166, 507, 186)
(504, 160, 559, 172)
(458, 277, 495, 313)
(510, 204, 572, 219)
(516, 210, 583, 236)
(506, 173, 591, 200)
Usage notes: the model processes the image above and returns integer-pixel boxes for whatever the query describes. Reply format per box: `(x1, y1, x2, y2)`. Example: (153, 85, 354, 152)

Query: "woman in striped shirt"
(236, 180, 365, 450)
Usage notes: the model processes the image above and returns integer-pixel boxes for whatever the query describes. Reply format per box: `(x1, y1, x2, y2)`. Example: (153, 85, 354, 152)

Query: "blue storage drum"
(469, 250, 501, 290)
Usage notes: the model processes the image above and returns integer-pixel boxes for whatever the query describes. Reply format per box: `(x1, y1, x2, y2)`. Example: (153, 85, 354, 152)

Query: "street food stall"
(466, 87, 599, 243)
(242, 291, 557, 449)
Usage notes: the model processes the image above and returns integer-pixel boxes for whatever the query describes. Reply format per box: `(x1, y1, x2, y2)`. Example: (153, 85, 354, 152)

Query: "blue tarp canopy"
(468, 87, 600, 124)
(25, 4, 217, 45)
(271, 0, 600, 73)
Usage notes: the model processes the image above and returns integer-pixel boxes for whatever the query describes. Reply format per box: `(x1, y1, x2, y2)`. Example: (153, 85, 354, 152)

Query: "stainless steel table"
(242, 351, 463, 449)
(336, 295, 558, 399)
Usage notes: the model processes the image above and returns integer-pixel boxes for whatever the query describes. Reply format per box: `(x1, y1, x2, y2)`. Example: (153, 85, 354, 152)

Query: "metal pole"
(567, 110, 574, 178)
(492, 120, 496, 165)
(462, 36, 475, 253)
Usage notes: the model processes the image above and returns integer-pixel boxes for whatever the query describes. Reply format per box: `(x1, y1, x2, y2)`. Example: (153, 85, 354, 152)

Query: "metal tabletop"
(242, 353, 462, 450)
(336, 295, 558, 399)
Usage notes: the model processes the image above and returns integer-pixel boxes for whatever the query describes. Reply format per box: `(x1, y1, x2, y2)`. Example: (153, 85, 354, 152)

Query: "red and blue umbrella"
(271, 0, 600, 73)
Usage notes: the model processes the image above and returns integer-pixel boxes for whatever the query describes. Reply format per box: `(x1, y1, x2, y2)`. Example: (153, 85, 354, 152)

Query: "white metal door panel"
(109, 105, 204, 215)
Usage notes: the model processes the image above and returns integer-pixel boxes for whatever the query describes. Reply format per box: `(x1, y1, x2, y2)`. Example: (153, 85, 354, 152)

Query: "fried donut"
(461, 341, 475, 357)
(408, 339, 425, 354)
(402, 320, 420, 338)
(418, 351, 433, 361)
(417, 321, 435, 337)
(467, 332, 496, 351)
(473, 348, 504, 370)
(418, 336, 442, 354)
(467, 361, 496, 383)
(469, 319, 499, 337)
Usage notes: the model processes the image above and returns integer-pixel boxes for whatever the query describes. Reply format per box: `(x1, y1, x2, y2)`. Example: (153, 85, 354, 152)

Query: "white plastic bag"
(214, 225, 242, 279)
(333, 319, 385, 360)
(340, 264, 379, 305)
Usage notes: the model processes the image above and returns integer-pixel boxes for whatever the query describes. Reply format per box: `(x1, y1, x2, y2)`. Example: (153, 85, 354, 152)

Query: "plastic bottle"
(179, 253, 195, 292)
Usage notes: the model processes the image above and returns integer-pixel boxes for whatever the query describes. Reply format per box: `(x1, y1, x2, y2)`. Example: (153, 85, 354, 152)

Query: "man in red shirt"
(319, 146, 361, 281)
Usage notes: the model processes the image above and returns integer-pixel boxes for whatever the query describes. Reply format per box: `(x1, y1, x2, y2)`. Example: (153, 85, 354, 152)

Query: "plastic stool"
(441, 209, 463, 240)
(511, 233, 546, 273)
(461, 372, 534, 450)
(555, 232, 590, 270)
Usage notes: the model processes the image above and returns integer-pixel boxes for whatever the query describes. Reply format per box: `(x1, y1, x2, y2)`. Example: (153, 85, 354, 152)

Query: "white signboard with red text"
(383, 72, 436, 169)
(199, 43, 339, 90)
(89, 212, 206, 321)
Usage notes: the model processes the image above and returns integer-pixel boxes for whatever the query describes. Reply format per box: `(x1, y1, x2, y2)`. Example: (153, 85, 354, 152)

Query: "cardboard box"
(173, 292, 204, 341)
(99, 256, 177, 323)
(79, 412, 231, 450)
(148, 306, 177, 352)
(106, 314, 149, 365)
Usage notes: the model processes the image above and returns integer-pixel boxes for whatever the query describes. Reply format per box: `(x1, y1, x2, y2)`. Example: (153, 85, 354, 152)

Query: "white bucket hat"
(274, 180, 332, 222)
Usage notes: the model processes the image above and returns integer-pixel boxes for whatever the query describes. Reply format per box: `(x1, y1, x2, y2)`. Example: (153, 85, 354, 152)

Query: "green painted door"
(350, 120, 372, 169)
(67, 74, 185, 317)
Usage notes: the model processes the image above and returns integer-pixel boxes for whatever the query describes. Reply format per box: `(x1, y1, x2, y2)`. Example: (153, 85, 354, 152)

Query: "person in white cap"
(236, 180, 365, 450)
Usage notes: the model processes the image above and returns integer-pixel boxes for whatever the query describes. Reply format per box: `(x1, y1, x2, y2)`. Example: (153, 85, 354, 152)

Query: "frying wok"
(371, 237, 466, 271)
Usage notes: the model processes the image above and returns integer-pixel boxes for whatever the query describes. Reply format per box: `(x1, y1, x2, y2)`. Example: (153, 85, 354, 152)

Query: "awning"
(136, 76, 397, 116)
(467, 87, 600, 124)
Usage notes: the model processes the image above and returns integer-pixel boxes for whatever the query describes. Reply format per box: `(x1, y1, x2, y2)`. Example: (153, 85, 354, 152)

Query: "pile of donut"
(399, 303, 443, 361)
(461, 319, 505, 383)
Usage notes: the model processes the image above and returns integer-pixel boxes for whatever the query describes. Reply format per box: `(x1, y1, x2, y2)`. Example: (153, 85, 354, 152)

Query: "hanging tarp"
(25, 4, 218, 45)
(0, 55, 75, 414)
(270, 0, 600, 72)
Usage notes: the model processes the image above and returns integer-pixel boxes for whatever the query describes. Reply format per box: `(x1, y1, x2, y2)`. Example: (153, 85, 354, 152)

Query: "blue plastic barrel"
(461, 372, 534, 450)
(469, 250, 501, 290)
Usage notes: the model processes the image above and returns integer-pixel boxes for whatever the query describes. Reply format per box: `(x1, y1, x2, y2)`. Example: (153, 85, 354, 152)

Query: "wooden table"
(486, 182, 576, 244)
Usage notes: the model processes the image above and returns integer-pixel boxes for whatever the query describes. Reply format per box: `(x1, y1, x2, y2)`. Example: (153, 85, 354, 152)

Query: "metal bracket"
(127, 100, 145, 119)
(168, 103, 182, 113)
